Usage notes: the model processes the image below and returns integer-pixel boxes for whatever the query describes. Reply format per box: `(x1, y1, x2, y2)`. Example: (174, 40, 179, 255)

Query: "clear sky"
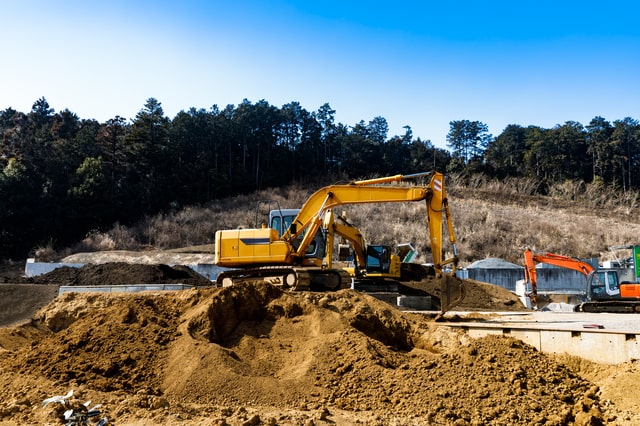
(2, 1, 639, 149)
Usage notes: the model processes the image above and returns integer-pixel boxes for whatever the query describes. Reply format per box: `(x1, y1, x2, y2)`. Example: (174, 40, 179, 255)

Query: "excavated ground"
(0, 262, 639, 425)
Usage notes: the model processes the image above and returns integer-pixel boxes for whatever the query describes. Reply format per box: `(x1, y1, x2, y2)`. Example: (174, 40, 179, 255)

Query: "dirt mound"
(0, 263, 212, 327)
(61, 246, 217, 265)
(0, 261, 524, 333)
(0, 259, 24, 283)
(0, 284, 60, 327)
(400, 274, 524, 312)
(27, 262, 212, 287)
(0, 283, 615, 425)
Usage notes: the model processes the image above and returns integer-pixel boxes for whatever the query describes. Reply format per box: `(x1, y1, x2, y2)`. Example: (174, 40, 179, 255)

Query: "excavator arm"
(322, 209, 368, 271)
(523, 248, 595, 305)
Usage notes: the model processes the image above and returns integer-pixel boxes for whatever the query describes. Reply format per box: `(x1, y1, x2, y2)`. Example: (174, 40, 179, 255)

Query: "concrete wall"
(454, 324, 640, 365)
(185, 264, 227, 281)
(59, 284, 193, 295)
(25, 260, 84, 278)
(459, 266, 588, 293)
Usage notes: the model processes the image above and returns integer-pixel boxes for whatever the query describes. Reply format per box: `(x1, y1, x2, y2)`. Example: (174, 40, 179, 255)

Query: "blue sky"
(1, 1, 639, 149)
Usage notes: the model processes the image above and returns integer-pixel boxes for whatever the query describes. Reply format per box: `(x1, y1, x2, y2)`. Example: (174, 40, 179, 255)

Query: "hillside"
(5, 175, 640, 287)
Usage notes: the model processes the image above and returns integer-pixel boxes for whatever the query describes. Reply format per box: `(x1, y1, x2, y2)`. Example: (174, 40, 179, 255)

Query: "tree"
(408, 138, 451, 173)
(278, 102, 315, 181)
(586, 116, 614, 184)
(446, 120, 491, 172)
(68, 156, 107, 199)
(523, 126, 559, 181)
(126, 98, 171, 211)
(549, 121, 589, 181)
(314, 103, 337, 174)
(0, 108, 27, 165)
(168, 108, 217, 203)
(610, 117, 640, 190)
(233, 99, 281, 188)
(366, 116, 389, 144)
(484, 124, 527, 177)
(0, 158, 39, 257)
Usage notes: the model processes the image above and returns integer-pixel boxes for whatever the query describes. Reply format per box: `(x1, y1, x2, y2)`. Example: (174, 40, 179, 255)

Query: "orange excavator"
(523, 248, 640, 313)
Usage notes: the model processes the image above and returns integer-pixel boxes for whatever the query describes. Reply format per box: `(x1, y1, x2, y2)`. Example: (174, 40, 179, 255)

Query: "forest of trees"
(1, 96, 640, 258)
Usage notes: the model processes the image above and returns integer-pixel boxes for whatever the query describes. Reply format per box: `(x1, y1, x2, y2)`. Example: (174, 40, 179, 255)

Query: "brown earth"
(0, 261, 639, 425)
(24, 263, 213, 287)
(0, 262, 211, 327)
(0, 261, 523, 328)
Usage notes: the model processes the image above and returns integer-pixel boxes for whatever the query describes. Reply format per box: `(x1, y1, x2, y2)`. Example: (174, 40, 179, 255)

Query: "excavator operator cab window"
(271, 214, 297, 238)
(591, 272, 606, 297)
(591, 271, 620, 298)
(271, 216, 282, 235)
(366, 245, 391, 273)
(604, 270, 620, 295)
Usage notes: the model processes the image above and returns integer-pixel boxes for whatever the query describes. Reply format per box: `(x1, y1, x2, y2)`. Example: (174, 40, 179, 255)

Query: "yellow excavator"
(214, 171, 459, 299)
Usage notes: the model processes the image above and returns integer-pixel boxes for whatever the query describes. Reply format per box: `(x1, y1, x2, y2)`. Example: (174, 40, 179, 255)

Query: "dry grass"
(67, 174, 640, 266)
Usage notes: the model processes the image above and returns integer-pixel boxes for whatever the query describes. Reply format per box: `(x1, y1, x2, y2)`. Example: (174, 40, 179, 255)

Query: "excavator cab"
(365, 245, 390, 272)
(269, 209, 325, 259)
(270, 209, 299, 238)
(588, 270, 621, 299)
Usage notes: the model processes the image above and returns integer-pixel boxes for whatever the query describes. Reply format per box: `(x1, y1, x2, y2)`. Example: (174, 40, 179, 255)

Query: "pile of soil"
(399, 274, 524, 312)
(25, 263, 213, 287)
(0, 282, 627, 425)
(0, 259, 24, 283)
(1, 263, 213, 327)
(0, 284, 60, 327)
(1, 261, 525, 330)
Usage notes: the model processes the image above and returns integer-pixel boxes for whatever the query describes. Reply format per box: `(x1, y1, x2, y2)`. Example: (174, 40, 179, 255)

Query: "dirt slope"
(0, 281, 631, 425)
(0, 284, 59, 327)
(0, 261, 525, 328)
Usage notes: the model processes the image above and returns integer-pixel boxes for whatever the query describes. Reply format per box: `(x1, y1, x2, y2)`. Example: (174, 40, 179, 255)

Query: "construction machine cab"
(365, 245, 392, 273)
(588, 270, 621, 299)
(269, 208, 325, 259)
(269, 209, 299, 238)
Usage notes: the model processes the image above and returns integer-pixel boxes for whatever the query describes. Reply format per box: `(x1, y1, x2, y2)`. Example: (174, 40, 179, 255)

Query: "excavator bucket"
(439, 274, 465, 314)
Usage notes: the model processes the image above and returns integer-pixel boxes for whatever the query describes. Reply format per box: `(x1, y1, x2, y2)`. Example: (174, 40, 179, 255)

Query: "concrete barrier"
(439, 311, 640, 365)
(397, 295, 432, 310)
(25, 259, 84, 277)
(58, 284, 194, 295)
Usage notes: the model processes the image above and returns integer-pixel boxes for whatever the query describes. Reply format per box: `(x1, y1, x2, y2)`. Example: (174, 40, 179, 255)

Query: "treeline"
(0, 97, 450, 257)
(1, 96, 639, 258)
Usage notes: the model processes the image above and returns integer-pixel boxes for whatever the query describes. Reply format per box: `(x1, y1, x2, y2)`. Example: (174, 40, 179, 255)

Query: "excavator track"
(575, 300, 640, 313)
(216, 266, 351, 291)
